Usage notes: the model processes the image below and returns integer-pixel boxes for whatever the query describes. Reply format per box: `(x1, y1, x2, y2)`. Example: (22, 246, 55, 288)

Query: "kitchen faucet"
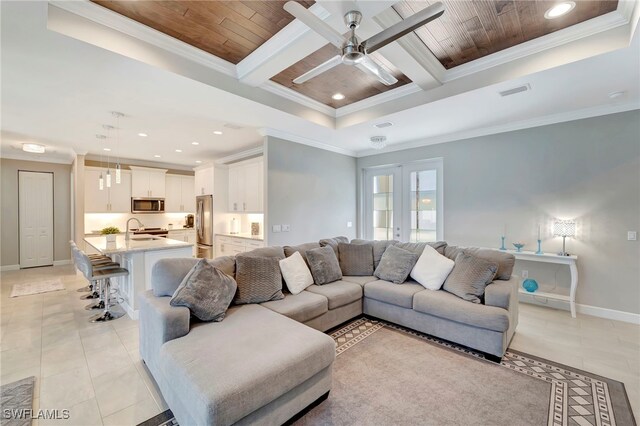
(125, 218, 144, 241)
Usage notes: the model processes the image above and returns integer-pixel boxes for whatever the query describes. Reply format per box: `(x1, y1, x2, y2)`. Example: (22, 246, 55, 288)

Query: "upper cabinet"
(166, 174, 195, 212)
(228, 157, 263, 213)
(84, 167, 132, 213)
(194, 165, 214, 197)
(130, 166, 167, 198)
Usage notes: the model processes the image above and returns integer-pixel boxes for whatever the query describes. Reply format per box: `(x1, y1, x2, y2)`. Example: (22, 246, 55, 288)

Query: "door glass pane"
(372, 174, 393, 240)
(409, 170, 437, 242)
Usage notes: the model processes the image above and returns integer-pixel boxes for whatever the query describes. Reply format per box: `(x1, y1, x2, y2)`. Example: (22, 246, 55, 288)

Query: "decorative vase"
(513, 243, 525, 252)
(522, 278, 539, 293)
(499, 236, 506, 251)
(105, 234, 116, 243)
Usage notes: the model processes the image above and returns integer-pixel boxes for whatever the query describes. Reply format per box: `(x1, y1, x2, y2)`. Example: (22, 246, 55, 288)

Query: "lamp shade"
(553, 220, 576, 237)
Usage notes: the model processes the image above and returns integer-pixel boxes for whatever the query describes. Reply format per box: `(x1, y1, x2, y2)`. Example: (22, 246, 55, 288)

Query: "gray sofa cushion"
(208, 256, 236, 279)
(261, 291, 328, 323)
(234, 256, 284, 304)
(444, 246, 515, 280)
(152, 258, 199, 297)
(442, 252, 498, 304)
(306, 246, 343, 285)
(283, 242, 320, 266)
(412, 290, 509, 332)
(241, 246, 286, 259)
(306, 281, 362, 310)
(374, 245, 419, 284)
(341, 275, 378, 287)
(338, 242, 374, 276)
(350, 239, 398, 268)
(394, 241, 448, 256)
(364, 279, 425, 309)
(158, 304, 336, 426)
(170, 259, 237, 322)
(319, 236, 349, 255)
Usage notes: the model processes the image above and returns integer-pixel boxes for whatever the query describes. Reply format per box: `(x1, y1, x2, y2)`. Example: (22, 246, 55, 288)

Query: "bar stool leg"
(84, 280, 105, 310)
(90, 278, 124, 322)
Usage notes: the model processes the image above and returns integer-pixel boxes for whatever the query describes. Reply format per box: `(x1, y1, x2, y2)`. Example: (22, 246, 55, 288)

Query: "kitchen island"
(84, 234, 193, 319)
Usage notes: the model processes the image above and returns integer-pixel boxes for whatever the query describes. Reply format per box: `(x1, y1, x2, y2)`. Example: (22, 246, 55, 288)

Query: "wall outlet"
(272, 225, 281, 233)
(282, 224, 290, 232)
(628, 231, 637, 241)
(521, 270, 528, 279)
(347, 221, 353, 228)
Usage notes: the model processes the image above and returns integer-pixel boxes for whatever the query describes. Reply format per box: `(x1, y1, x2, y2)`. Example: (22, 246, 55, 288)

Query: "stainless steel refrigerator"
(196, 195, 214, 258)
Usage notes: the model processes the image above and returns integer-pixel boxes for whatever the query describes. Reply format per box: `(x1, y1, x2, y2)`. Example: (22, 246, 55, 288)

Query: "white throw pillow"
(279, 251, 314, 295)
(410, 244, 455, 290)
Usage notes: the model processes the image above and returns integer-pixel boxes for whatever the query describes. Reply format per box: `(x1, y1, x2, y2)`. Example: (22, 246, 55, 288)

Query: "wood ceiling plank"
(463, 16, 492, 57)
(220, 18, 266, 46)
(221, 1, 256, 20)
(182, 8, 258, 51)
(498, 9, 524, 46)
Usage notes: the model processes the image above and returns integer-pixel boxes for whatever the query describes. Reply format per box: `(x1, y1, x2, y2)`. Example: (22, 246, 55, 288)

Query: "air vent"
(499, 84, 531, 97)
(374, 122, 393, 129)
(224, 123, 244, 130)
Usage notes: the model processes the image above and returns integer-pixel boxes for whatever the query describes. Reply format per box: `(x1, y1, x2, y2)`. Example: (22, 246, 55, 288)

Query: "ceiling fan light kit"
(284, 1, 444, 86)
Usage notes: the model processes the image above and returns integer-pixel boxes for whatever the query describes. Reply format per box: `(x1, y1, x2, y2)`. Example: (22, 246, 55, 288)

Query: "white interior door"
(19, 171, 54, 268)
(363, 166, 402, 240)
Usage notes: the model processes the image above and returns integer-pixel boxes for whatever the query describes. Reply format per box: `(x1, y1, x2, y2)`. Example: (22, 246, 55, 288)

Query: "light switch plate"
(628, 231, 637, 241)
(282, 224, 290, 232)
(272, 225, 281, 233)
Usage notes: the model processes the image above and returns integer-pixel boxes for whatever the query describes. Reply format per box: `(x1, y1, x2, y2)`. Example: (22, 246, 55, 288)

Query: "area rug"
(0, 376, 36, 426)
(138, 318, 636, 426)
(10, 279, 64, 298)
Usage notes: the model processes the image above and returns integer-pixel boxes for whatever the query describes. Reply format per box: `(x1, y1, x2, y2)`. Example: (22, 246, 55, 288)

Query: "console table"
(508, 250, 579, 318)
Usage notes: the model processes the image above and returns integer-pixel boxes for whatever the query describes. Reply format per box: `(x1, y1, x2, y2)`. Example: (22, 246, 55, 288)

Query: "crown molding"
(261, 128, 357, 157)
(335, 83, 423, 117)
(355, 102, 640, 157)
(260, 81, 336, 117)
(49, 0, 236, 78)
(214, 146, 264, 165)
(0, 151, 74, 165)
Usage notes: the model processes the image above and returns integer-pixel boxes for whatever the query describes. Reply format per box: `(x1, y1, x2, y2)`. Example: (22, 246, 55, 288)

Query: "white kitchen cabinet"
(130, 166, 167, 198)
(228, 157, 263, 213)
(215, 235, 264, 258)
(166, 175, 195, 212)
(168, 229, 197, 256)
(84, 168, 131, 213)
(194, 166, 214, 197)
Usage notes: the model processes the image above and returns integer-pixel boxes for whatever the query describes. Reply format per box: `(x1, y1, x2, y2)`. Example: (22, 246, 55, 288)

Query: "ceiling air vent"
(499, 84, 531, 97)
(374, 122, 393, 129)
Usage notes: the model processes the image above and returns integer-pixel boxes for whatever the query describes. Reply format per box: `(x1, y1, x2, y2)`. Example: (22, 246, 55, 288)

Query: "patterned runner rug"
(139, 317, 636, 426)
(0, 376, 36, 426)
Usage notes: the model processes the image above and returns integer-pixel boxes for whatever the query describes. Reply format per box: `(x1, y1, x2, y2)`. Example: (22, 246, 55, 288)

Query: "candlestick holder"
(499, 236, 506, 251)
(535, 239, 543, 255)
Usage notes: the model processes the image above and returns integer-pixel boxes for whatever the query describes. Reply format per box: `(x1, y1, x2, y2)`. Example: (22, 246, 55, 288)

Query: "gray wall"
(265, 137, 356, 246)
(357, 110, 640, 315)
(1, 158, 72, 266)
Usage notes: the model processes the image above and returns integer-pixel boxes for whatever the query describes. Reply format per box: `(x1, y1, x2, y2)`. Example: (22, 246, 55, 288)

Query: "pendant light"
(101, 127, 113, 189)
(112, 112, 124, 184)
(99, 172, 104, 190)
(96, 134, 107, 190)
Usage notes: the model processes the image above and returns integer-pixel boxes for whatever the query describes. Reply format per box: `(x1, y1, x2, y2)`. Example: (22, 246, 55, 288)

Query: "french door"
(19, 171, 54, 268)
(363, 159, 443, 242)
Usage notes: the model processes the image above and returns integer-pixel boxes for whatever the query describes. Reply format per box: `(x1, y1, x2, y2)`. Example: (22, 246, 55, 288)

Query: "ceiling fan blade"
(283, 1, 346, 48)
(362, 2, 445, 54)
(356, 56, 398, 86)
(293, 55, 343, 84)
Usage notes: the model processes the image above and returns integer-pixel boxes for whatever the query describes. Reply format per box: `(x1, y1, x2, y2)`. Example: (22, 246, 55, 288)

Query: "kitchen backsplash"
(84, 213, 192, 234)
(217, 213, 263, 235)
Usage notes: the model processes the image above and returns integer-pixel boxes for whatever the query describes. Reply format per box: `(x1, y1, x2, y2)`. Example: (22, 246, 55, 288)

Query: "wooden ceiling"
(394, 0, 618, 69)
(92, 0, 314, 64)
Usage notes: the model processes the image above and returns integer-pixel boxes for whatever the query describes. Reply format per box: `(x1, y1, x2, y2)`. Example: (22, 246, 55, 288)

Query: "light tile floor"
(1, 265, 638, 424)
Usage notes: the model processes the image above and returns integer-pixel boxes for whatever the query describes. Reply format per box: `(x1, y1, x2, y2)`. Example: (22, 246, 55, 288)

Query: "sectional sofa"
(139, 240, 518, 425)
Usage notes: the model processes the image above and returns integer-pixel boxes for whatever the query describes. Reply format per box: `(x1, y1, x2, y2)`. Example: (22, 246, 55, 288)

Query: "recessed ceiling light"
(175, 149, 182, 153)
(213, 131, 223, 135)
(195, 160, 202, 164)
(103, 148, 111, 152)
(22, 143, 45, 153)
(544, 1, 575, 19)
(191, 141, 199, 145)
(332, 93, 345, 100)
(154, 155, 161, 158)
(138, 133, 148, 137)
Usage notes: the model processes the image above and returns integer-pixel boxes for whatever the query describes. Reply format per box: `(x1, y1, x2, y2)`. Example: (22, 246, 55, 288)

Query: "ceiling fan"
(283, 1, 445, 86)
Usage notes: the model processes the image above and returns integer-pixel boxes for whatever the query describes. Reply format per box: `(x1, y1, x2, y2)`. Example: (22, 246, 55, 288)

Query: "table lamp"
(553, 220, 576, 256)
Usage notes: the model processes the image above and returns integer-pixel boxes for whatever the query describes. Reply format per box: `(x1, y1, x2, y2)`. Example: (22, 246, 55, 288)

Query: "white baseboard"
(53, 259, 72, 266)
(576, 303, 640, 325)
(0, 264, 20, 272)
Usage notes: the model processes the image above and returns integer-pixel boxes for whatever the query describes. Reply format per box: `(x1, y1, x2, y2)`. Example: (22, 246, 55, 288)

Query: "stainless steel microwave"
(131, 198, 165, 214)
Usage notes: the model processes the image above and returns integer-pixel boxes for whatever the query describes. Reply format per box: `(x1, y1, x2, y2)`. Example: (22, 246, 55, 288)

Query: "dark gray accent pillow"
(319, 236, 349, 255)
(152, 258, 199, 297)
(209, 255, 236, 279)
(443, 252, 499, 304)
(338, 242, 374, 276)
(374, 245, 420, 284)
(284, 242, 320, 266)
(234, 256, 284, 304)
(306, 246, 343, 285)
(170, 259, 237, 321)
(350, 239, 398, 269)
(444, 246, 514, 280)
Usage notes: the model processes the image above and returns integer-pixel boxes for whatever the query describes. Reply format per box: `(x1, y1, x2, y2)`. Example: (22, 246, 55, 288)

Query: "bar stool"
(75, 249, 129, 322)
(70, 246, 120, 311)
(69, 241, 112, 293)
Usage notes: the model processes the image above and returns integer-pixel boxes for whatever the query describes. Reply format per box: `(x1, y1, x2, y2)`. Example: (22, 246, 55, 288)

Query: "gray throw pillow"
(170, 259, 237, 322)
(234, 256, 284, 304)
(374, 245, 419, 284)
(444, 246, 514, 280)
(393, 241, 448, 256)
(350, 239, 398, 269)
(284, 242, 320, 266)
(306, 246, 343, 285)
(443, 252, 499, 304)
(319, 236, 349, 255)
(338, 242, 374, 276)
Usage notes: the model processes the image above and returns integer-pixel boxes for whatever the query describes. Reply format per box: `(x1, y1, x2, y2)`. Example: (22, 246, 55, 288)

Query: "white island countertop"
(84, 234, 193, 255)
